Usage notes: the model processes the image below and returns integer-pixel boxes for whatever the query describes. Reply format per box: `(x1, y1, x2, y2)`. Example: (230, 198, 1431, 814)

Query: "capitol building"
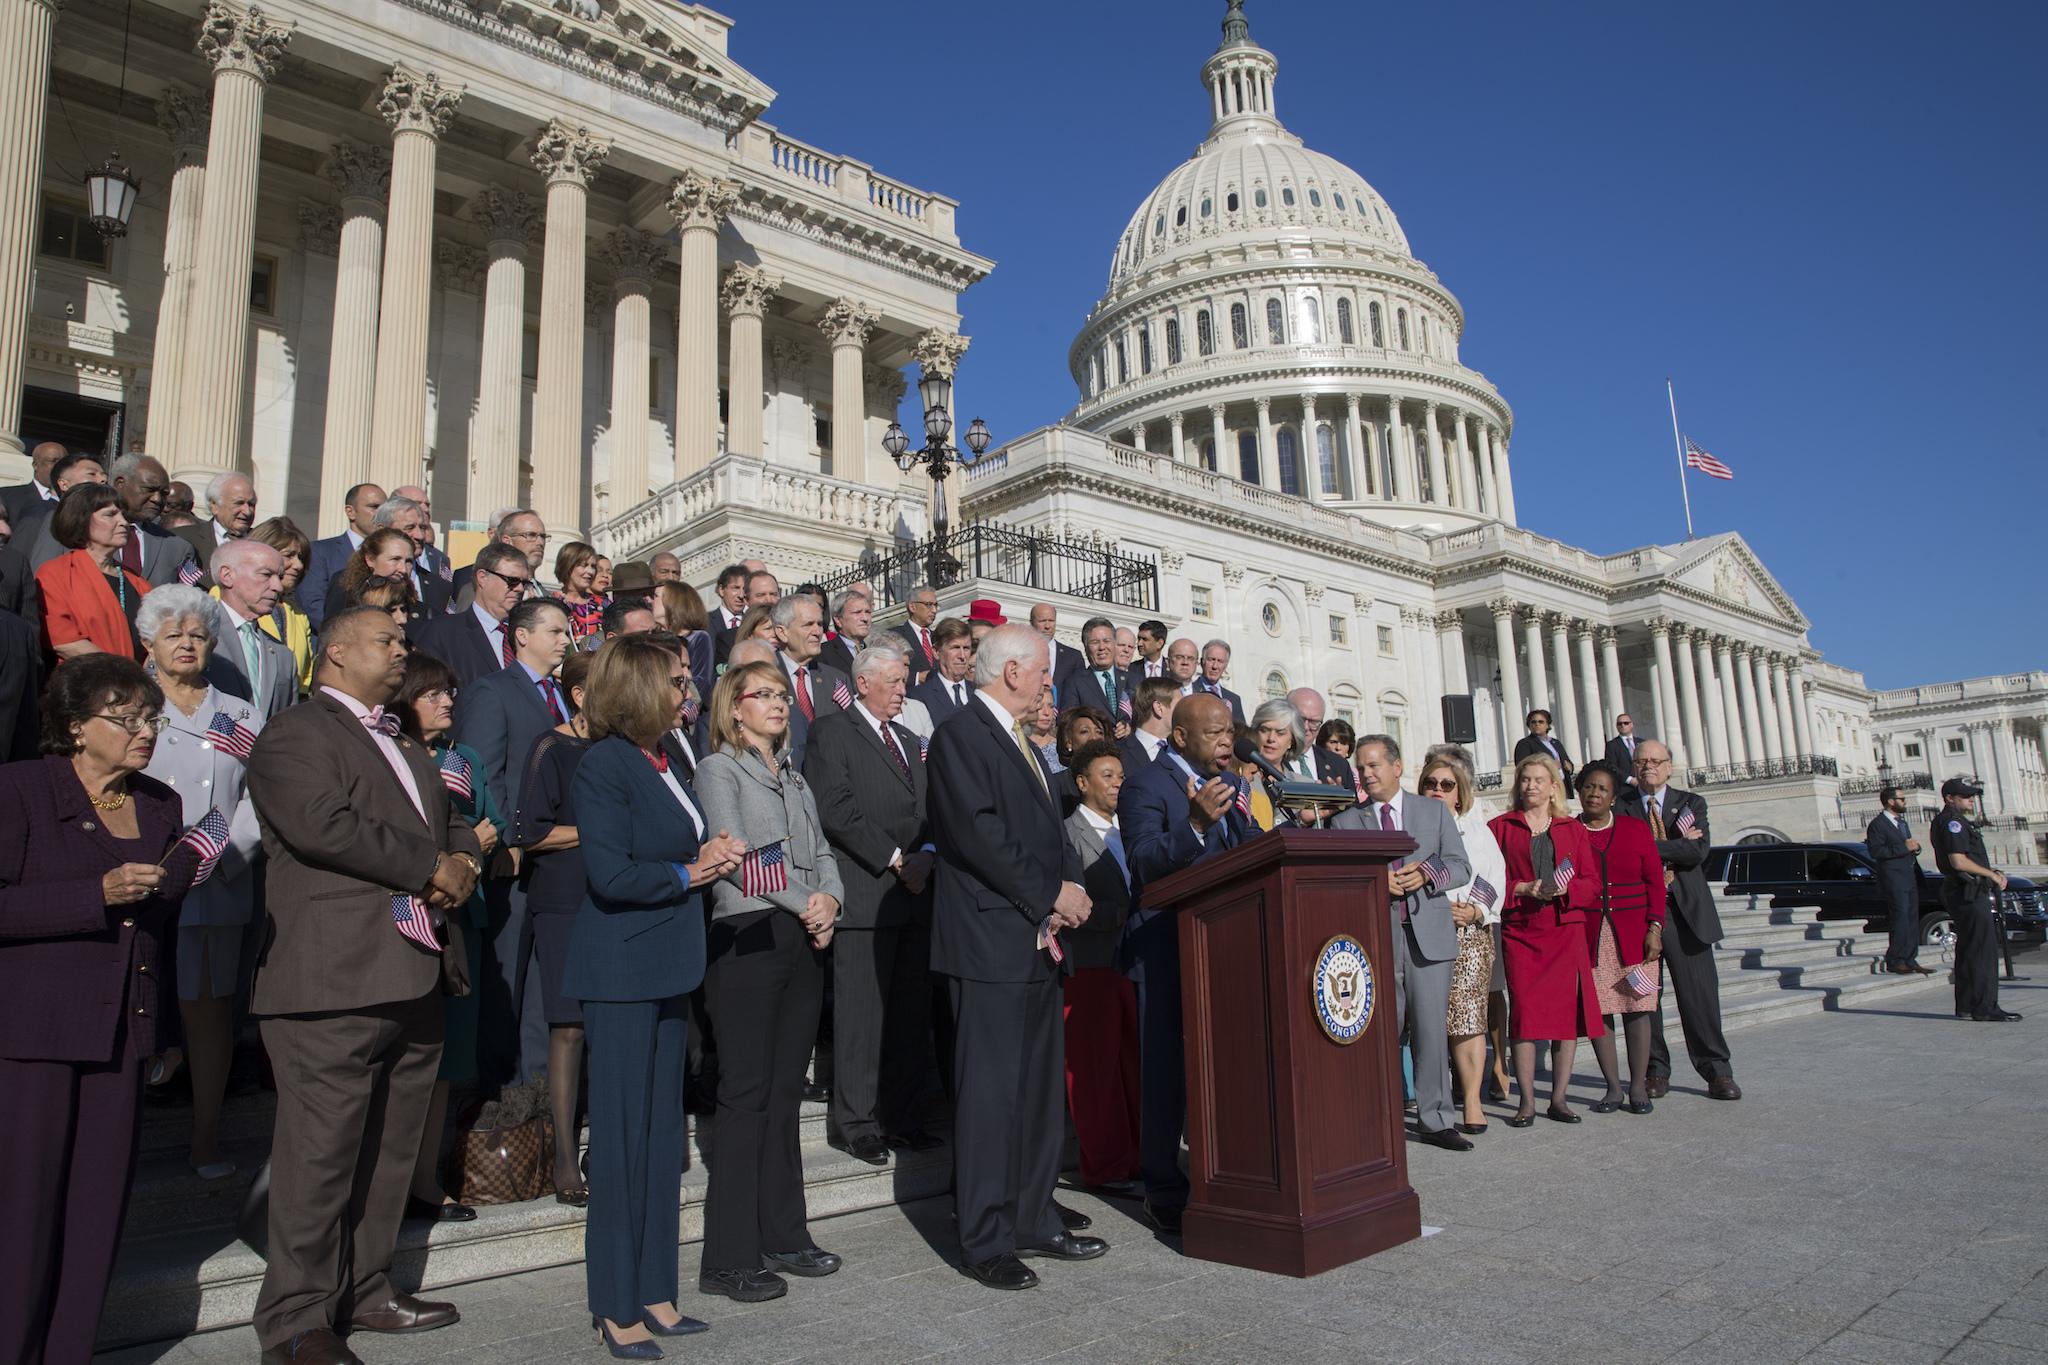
(4, 0, 2042, 860)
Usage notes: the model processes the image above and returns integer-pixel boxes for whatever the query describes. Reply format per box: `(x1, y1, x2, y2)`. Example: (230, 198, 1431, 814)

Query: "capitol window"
(1945, 737, 1965, 755)
(1261, 603, 1281, 635)
(1263, 670, 1288, 700)
(1336, 298, 1354, 345)
(1265, 297, 1285, 345)
(1298, 294, 1322, 345)
(1238, 430, 1260, 484)
(1254, 187, 1268, 209)
(1197, 309, 1215, 356)
(1397, 308, 1410, 349)
(1201, 197, 1212, 218)
(1165, 317, 1182, 365)
(1281, 186, 1296, 207)
(1309, 188, 1322, 207)
(1114, 336, 1128, 384)
(1155, 214, 1166, 237)
(1276, 427, 1302, 496)
(1334, 192, 1347, 211)
(1230, 303, 1248, 349)
(1903, 742, 1922, 759)
(1316, 424, 1339, 495)
(1368, 301, 1385, 347)
(1175, 205, 1187, 227)
(1200, 438, 1216, 471)
(39, 201, 111, 268)
(1329, 615, 1348, 646)
(1377, 625, 1395, 657)
(1191, 586, 1213, 619)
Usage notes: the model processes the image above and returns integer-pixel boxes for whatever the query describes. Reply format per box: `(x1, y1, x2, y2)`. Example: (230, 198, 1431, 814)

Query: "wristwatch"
(449, 851, 481, 876)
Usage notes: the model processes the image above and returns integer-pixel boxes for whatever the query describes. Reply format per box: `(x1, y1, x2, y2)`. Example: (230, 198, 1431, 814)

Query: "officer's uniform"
(1930, 791, 2002, 1018)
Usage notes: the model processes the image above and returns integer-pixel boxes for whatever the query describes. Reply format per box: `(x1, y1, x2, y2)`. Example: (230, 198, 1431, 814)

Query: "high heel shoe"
(593, 1316, 663, 1360)
(640, 1307, 710, 1338)
(1456, 1121, 1489, 1136)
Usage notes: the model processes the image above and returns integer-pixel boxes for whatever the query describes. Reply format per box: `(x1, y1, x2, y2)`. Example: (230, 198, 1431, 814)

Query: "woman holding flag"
(136, 583, 266, 1181)
(1489, 754, 1602, 1127)
(396, 650, 500, 1220)
(1416, 754, 1507, 1136)
(1573, 764, 1665, 1116)
(693, 659, 846, 1303)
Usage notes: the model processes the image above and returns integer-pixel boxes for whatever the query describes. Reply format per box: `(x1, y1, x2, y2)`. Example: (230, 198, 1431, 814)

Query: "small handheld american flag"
(1233, 776, 1251, 820)
(204, 711, 256, 761)
(832, 680, 854, 710)
(390, 893, 442, 952)
(916, 735, 929, 762)
(438, 746, 474, 801)
(171, 807, 232, 887)
(1038, 920, 1064, 963)
(1684, 437, 1733, 481)
(1674, 806, 1697, 836)
(1552, 856, 1577, 893)
(178, 559, 204, 585)
(1624, 962, 1659, 996)
(741, 841, 788, 897)
(1469, 877, 1499, 912)
(1415, 855, 1454, 895)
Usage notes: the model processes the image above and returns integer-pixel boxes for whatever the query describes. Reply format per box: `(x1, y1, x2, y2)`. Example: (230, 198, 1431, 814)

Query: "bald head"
(1170, 693, 1235, 775)
(29, 442, 64, 488)
(1633, 739, 1673, 795)
(1286, 687, 1326, 741)
(728, 638, 778, 670)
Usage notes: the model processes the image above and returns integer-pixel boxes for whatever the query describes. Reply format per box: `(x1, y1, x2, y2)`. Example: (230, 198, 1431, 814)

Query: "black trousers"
(481, 878, 549, 1090)
(948, 972, 1065, 1264)
(828, 922, 932, 1143)
(701, 910, 820, 1273)
(582, 994, 688, 1323)
(1647, 913, 1732, 1083)
(1882, 876, 1921, 966)
(1123, 910, 1188, 1211)
(1946, 884, 2001, 1016)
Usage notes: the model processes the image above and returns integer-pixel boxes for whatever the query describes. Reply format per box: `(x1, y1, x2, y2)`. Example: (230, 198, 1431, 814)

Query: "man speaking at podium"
(1119, 694, 1256, 1233)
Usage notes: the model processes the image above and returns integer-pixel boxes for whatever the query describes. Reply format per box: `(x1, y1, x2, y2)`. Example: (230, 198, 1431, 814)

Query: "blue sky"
(733, 1, 2047, 689)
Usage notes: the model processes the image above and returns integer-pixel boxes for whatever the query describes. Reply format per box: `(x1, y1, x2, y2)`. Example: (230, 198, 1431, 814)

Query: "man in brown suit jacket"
(245, 608, 481, 1365)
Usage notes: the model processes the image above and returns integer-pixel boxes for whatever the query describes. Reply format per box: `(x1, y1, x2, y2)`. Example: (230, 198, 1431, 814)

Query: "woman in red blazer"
(1490, 754, 1603, 1127)
(1575, 764, 1666, 1115)
(35, 483, 151, 661)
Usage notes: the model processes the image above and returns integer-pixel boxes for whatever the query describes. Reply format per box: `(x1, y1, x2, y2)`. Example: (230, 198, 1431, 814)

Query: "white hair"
(209, 536, 279, 580)
(109, 452, 147, 481)
(851, 643, 908, 682)
(1250, 698, 1305, 760)
(973, 623, 1050, 688)
(135, 584, 218, 642)
(372, 495, 425, 528)
(769, 594, 813, 630)
(1201, 638, 1232, 658)
(204, 471, 251, 508)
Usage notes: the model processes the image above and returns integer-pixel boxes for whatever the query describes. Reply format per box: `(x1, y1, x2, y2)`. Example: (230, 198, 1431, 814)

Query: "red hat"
(967, 599, 1007, 626)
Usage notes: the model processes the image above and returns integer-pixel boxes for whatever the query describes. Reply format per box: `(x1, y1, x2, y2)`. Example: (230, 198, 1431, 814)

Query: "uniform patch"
(1948, 820, 1964, 833)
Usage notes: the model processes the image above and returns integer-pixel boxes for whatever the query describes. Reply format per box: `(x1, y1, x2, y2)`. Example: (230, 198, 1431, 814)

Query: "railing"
(735, 125, 959, 244)
(867, 173, 929, 225)
(817, 520, 1160, 613)
(768, 133, 838, 189)
(589, 454, 925, 563)
(1684, 755, 1839, 788)
(1840, 772, 1934, 796)
(1474, 770, 1505, 792)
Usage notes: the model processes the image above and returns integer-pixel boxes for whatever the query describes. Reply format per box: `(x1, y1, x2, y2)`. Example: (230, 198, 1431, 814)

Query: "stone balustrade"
(736, 125, 958, 243)
(592, 452, 927, 563)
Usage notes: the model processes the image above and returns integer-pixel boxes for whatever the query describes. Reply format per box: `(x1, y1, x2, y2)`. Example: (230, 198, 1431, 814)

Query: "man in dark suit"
(1064, 616, 1133, 737)
(1119, 693, 1255, 1233)
(1513, 709, 1576, 782)
(1867, 785, 1931, 975)
(102, 455, 199, 587)
(0, 440, 63, 524)
(909, 617, 976, 724)
(816, 586, 873, 677)
(772, 592, 849, 769)
(297, 481, 384, 629)
(0, 607, 38, 761)
(1621, 740, 1737, 1101)
(1192, 639, 1246, 727)
(245, 608, 480, 1363)
(410, 543, 531, 687)
(0, 508, 39, 631)
(927, 622, 1106, 1290)
(1028, 603, 1085, 706)
(1163, 637, 1200, 700)
(1285, 687, 1357, 794)
(172, 471, 258, 588)
(1603, 713, 1642, 786)
(20, 451, 108, 567)
(455, 597, 574, 1092)
(389, 483, 451, 588)
(804, 648, 936, 1165)
(449, 508, 545, 612)
(1125, 619, 1168, 691)
(890, 584, 940, 682)
(1119, 677, 1177, 774)
(704, 564, 746, 666)
(206, 540, 299, 719)
(372, 495, 451, 617)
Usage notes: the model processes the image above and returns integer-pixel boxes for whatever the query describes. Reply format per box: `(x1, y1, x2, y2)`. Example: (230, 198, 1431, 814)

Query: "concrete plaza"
(100, 962, 2048, 1365)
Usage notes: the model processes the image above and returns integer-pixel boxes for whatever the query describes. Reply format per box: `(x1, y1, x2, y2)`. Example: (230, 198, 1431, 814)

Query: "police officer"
(1929, 778, 2020, 1022)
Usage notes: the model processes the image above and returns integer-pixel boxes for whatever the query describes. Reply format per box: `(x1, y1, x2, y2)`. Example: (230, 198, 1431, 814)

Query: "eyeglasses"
(1420, 778, 1459, 793)
(1639, 757, 1672, 768)
(669, 675, 689, 692)
(480, 567, 532, 593)
(421, 687, 456, 702)
(502, 530, 545, 543)
(738, 689, 791, 706)
(93, 712, 169, 736)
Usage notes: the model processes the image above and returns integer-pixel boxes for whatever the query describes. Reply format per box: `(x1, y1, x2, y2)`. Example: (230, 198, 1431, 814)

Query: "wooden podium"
(1149, 827, 1422, 1277)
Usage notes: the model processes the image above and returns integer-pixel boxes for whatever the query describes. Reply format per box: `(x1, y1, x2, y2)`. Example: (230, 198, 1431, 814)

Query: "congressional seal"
(1312, 933, 1374, 1044)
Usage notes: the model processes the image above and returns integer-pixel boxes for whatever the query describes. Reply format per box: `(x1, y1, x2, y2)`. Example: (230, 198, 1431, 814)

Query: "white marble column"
(1450, 409, 1475, 512)
(719, 263, 778, 462)
(819, 298, 877, 484)
(602, 229, 666, 514)
(1489, 424, 1517, 524)
(1343, 394, 1366, 497)
(1207, 403, 1226, 473)
(1550, 615, 1582, 761)
(365, 68, 461, 491)
(1252, 397, 1273, 486)
(1387, 398, 1414, 501)
(468, 188, 536, 522)
(1491, 600, 1524, 758)
(1788, 663, 1815, 756)
(1695, 631, 1732, 767)
(1750, 649, 1784, 763)
(1771, 657, 1799, 758)
(1715, 637, 1749, 765)
(1523, 611, 1550, 720)
(1734, 645, 1767, 768)
(1648, 619, 1685, 766)
(1169, 412, 1185, 463)
(1300, 394, 1325, 498)
(1436, 611, 1469, 693)
(668, 169, 739, 479)
(526, 119, 608, 550)
(143, 88, 211, 458)
(1599, 627, 1624, 729)
(0, 0, 62, 471)
(314, 140, 390, 534)
(168, 5, 292, 482)
(1422, 400, 1449, 506)
(1673, 626, 1708, 772)
(1575, 624, 1603, 752)
(1133, 421, 1148, 455)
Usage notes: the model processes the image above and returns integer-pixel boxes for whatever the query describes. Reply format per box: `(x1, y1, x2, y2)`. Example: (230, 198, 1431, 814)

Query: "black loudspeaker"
(1440, 694, 1478, 745)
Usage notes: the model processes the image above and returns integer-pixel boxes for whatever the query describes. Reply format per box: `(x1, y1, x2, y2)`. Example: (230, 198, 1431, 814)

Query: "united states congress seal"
(1313, 933, 1374, 1044)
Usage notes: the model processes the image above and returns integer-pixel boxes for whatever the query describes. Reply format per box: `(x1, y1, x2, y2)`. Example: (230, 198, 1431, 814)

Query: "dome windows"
(1200, 197, 1212, 218)
(1238, 430, 1260, 484)
(1165, 316, 1183, 365)
(1333, 192, 1347, 211)
(1226, 191, 1239, 213)
(1154, 213, 1166, 237)
(1281, 186, 1296, 207)
(1336, 297, 1355, 345)
(1396, 308, 1410, 350)
(1276, 427, 1302, 496)
(1298, 294, 1322, 346)
(1114, 335, 1128, 383)
(1308, 188, 1323, 208)
(1175, 205, 1187, 228)
(1138, 323, 1153, 375)
(1230, 302, 1248, 349)
(1196, 308, 1215, 357)
(1368, 301, 1385, 347)
(1254, 187, 1268, 209)
(1265, 297, 1285, 345)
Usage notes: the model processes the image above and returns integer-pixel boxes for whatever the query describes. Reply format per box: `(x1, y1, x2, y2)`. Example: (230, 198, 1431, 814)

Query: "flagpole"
(1666, 377, 1694, 541)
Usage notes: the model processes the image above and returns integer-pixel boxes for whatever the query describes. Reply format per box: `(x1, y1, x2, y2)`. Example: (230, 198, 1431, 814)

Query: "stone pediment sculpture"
(1676, 537, 1807, 629)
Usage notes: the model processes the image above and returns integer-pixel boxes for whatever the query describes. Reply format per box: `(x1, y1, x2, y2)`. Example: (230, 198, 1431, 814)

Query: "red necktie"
(880, 722, 910, 779)
(498, 622, 515, 667)
(794, 666, 815, 721)
(539, 676, 565, 723)
(121, 530, 143, 575)
(917, 628, 934, 668)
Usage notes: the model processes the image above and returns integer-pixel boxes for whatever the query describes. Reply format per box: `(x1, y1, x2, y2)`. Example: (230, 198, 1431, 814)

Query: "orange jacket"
(36, 549, 150, 660)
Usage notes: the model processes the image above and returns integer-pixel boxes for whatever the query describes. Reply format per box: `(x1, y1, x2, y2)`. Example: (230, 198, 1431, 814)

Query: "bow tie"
(361, 707, 400, 737)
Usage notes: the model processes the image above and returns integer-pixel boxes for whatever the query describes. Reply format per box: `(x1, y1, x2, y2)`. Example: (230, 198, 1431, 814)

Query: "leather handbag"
(443, 1111, 556, 1205)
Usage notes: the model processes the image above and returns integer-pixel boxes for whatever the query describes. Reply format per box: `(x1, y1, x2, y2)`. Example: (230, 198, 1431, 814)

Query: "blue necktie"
(1104, 828, 1131, 889)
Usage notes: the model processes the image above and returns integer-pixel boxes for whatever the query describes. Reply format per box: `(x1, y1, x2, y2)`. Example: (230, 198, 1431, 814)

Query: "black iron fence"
(1839, 771, 1934, 797)
(816, 520, 1160, 613)
(1685, 755, 1839, 787)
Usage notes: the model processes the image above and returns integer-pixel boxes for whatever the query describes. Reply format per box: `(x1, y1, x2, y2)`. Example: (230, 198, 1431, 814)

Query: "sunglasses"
(739, 689, 792, 706)
(1420, 778, 1458, 793)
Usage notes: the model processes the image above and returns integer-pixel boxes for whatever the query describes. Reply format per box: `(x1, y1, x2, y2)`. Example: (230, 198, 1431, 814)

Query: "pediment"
(1670, 536, 1807, 628)
(477, 0, 776, 122)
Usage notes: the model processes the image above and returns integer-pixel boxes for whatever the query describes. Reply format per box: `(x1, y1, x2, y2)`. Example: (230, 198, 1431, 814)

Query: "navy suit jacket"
(558, 736, 708, 1003)
(0, 544, 38, 630)
(890, 621, 938, 677)
(1064, 662, 1128, 721)
(782, 659, 851, 770)
(297, 532, 354, 629)
(909, 672, 974, 725)
(411, 609, 504, 688)
(455, 662, 565, 818)
(1119, 746, 1256, 919)
(1049, 640, 1086, 705)
(1189, 678, 1246, 727)
(1865, 812, 1919, 897)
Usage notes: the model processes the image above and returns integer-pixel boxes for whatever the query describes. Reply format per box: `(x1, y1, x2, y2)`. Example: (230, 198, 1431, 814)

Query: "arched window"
(1263, 669, 1288, 701)
(1334, 192, 1347, 211)
(1254, 187, 1268, 209)
(1092, 349, 1106, 396)
(1200, 197, 1212, 218)
(1281, 186, 1296, 207)
(1154, 214, 1165, 237)
(1138, 324, 1153, 374)
(1336, 297, 1354, 345)
(1368, 301, 1385, 347)
(1397, 308, 1410, 350)
(1226, 191, 1239, 213)
(1114, 335, 1128, 384)
(1238, 430, 1260, 484)
(1196, 309, 1215, 357)
(1276, 426, 1302, 496)
(1200, 437, 1216, 471)
(1316, 423, 1339, 496)
(1165, 316, 1182, 365)
(1265, 297, 1285, 345)
(1308, 188, 1323, 207)
(1230, 302, 1249, 349)
(1299, 294, 1322, 345)
(1174, 205, 1186, 227)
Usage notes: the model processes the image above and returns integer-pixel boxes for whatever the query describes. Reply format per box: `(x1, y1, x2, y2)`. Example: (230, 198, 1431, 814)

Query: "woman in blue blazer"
(563, 637, 745, 1360)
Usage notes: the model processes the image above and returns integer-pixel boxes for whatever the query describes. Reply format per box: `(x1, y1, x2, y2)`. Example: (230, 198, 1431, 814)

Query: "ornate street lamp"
(883, 371, 990, 588)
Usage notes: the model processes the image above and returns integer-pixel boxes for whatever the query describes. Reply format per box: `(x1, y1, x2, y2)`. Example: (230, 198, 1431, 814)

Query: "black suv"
(1704, 841, 2046, 948)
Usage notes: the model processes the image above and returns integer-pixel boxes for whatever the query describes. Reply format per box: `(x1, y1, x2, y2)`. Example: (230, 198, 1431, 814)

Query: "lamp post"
(883, 370, 989, 589)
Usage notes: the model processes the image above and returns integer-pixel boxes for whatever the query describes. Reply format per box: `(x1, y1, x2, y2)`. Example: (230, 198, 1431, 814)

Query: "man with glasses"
(106, 454, 199, 587)
(451, 509, 546, 609)
(1163, 638, 1200, 697)
(771, 592, 848, 769)
(1603, 713, 1642, 786)
(299, 482, 385, 629)
(890, 585, 941, 682)
(413, 543, 533, 686)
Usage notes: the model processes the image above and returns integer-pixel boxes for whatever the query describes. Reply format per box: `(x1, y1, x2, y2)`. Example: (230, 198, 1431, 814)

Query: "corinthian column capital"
(1487, 597, 1517, 622)
(469, 187, 538, 246)
(378, 67, 462, 138)
(911, 326, 971, 380)
(156, 86, 212, 162)
(667, 168, 739, 231)
(719, 263, 781, 319)
(197, 4, 292, 81)
(602, 228, 670, 290)
(817, 297, 877, 349)
(531, 118, 609, 186)
(324, 140, 391, 207)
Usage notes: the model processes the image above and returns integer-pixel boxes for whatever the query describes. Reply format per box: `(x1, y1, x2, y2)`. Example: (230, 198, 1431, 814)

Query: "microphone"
(1233, 736, 1287, 785)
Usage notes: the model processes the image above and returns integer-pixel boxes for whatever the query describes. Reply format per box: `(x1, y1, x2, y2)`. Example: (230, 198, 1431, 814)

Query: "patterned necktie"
(539, 676, 565, 723)
(498, 622, 515, 667)
(1011, 720, 1049, 795)
(917, 628, 934, 667)
(1648, 798, 1677, 886)
(1098, 669, 1116, 711)
(880, 722, 910, 779)
(794, 666, 815, 721)
(361, 706, 400, 737)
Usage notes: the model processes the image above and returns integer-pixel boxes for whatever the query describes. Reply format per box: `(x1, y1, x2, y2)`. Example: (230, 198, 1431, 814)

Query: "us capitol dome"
(1066, 0, 1516, 531)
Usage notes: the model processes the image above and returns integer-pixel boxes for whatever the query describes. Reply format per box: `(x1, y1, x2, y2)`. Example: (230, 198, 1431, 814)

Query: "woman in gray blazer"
(692, 659, 845, 1302)
(137, 584, 265, 1181)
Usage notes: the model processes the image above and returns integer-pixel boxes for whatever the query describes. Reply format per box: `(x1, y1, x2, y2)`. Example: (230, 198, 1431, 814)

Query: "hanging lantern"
(86, 155, 141, 239)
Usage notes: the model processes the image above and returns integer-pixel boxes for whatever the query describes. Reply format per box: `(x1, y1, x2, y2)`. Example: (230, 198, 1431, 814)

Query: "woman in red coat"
(1575, 764, 1666, 1115)
(1490, 754, 1603, 1127)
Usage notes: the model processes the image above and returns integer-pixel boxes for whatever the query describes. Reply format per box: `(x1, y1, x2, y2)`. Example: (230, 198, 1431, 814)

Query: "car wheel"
(1921, 913, 1955, 952)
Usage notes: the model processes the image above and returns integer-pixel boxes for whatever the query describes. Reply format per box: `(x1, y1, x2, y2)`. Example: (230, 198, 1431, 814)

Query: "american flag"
(178, 559, 204, 585)
(1684, 437, 1733, 481)
(390, 893, 442, 952)
(1039, 920, 1064, 964)
(1118, 693, 1133, 720)
(1553, 856, 1577, 893)
(741, 841, 788, 897)
(438, 746, 474, 801)
(204, 711, 256, 761)
(173, 808, 232, 887)
(916, 735, 929, 762)
(1624, 962, 1659, 997)
(1233, 776, 1252, 820)
(1469, 877, 1499, 912)
(831, 680, 853, 710)
(1415, 856, 1454, 895)
(1674, 806, 1697, 836)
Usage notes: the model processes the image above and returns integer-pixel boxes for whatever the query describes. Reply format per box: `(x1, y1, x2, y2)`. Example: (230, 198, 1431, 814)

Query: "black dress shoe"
(1543, 1107, 1581, 1124)
(842, 1135, 891, 1166)
(639, 1308, 710, 1337)
(1644, 1076, 1671, 1099)
(698, 1268, 787, 1302)
(1505, 1113, 1535, 1129)
(1143, 1201, 1184, 1234)
(764, 1247, 842, 1277)
(1416, 1126, 1474, 1151)
(404, 1196, 476, 1222)
(1054, 1200, 1092, 1231)
(593, 1317, 662, 1361)
(801, 1081, 830, 1103)
(964, 1253, 1039, 1290)
(1972, 1009, 2023, 1022)
(1017, 1231, 1109, 1261)
(349, 1293, 460, 1334)
(1623, 1099, 1654, 1116)
(261, 1328, 362, 1365)
(1707, 1077, 1742, 1101)
(885, 1128, 944, 1152)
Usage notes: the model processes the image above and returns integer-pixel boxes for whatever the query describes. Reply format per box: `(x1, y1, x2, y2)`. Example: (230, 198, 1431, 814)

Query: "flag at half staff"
(1683, 437, 1733, 481)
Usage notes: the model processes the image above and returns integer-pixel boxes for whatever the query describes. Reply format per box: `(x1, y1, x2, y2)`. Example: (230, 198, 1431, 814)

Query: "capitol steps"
(1665, 897, 1942, 1034)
